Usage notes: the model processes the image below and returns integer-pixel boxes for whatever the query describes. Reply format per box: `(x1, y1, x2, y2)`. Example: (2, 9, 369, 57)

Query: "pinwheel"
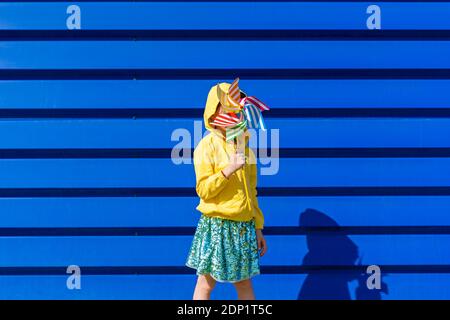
(210, 77, 270, 142)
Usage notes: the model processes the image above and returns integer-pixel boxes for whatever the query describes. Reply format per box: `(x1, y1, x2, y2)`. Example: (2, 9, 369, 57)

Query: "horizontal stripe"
(1, 80, 450, 109)
(0, 235, 449, 266)
(1, 196, 450, 228)
(0, 119, 449, 149)
(1, 108, 450, 118)
(3, 30, 450, 40)
(0, 187, 448, 197)
(0, 158, 447, 187)
(0, 274, 447, 300)
(0, 265, 448, 276)
(0, 41, 449, 69)
(4, 0, 450, 2)
(273, 148, 450, 158)
(0, 69, 449, 80)
(1, 2, 450, 31)
(0, 226, 448, 236)
(263, 265, 450, 274)
(0, 148, 446, 158)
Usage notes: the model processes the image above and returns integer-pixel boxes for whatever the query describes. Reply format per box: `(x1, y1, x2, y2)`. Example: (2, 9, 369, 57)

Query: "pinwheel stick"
(236, 133, 252, 211)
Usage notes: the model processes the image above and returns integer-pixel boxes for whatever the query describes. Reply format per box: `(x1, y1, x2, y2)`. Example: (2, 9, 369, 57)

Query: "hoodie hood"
(204, 82, 247, 133)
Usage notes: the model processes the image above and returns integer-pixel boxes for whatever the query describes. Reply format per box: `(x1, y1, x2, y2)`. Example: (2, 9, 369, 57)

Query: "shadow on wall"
(297, 209, 388, 300)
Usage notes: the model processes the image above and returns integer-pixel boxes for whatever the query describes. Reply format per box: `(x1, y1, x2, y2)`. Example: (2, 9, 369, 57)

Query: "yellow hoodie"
(193, 82, 264, 229)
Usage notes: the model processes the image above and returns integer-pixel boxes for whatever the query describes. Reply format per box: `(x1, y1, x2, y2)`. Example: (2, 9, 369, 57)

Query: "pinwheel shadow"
(296, 208, 388, 300)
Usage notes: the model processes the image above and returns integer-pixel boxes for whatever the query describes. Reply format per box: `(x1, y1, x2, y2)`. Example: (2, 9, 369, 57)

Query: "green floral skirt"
(185, 214, 260, 283)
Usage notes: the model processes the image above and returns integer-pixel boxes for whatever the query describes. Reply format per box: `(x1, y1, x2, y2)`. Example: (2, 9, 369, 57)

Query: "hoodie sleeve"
(249, 152, 265, 230)
(193, 140, 230, 201)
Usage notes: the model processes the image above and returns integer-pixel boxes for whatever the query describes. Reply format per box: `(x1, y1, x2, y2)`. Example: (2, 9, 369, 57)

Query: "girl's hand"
(229, 152, 246, 172)
(222, 152, 246, 178)
(256, 229, 267, 257)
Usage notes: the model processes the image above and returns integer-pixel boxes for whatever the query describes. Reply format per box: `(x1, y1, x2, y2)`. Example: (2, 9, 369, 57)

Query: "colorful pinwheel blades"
(226, 120, 248, 141)
(213, 77, 270, 141)
(241, 96, 269, 112)
(217, 78, 242, 113)
(244, 103, 267, 130)
(210, 112, 242, 128)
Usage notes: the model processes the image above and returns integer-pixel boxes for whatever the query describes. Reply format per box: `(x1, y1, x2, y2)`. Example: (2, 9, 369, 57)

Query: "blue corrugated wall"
(0, 1, 449, 299)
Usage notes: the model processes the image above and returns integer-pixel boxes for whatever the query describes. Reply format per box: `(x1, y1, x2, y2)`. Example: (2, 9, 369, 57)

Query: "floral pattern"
(186, 215, 260, 283)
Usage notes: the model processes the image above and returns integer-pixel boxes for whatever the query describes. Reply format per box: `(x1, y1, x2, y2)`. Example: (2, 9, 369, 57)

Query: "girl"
(185, 81, 267, 300)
